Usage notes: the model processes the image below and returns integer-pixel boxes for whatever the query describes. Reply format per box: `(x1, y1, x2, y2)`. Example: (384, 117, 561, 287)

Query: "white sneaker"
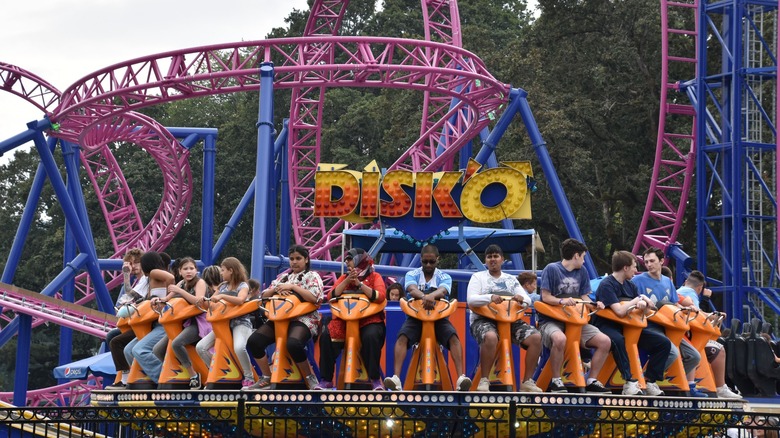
(520, 379, 543, 393)
(716, 385, 742, 399)
(305, 374, 319, 390)
(383, 375, 402, 391)
(644, 381, 665, 396)
(622, 380, 643, 396)
(476, 377, 490, 392)
(456, 375, 472, 391)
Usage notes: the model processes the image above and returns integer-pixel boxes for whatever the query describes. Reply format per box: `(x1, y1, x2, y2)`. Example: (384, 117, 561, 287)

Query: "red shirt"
(327, 271, 386, 340)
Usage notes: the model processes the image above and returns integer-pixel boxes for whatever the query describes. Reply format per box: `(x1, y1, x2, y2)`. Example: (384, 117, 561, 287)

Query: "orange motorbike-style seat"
(260, 294, 319, 389)
(156, 297, 210, 389)
(469, 297, 526, 392)
(204, 299, 261, 389)
(125, 301, 160, 390)
(646, 303, 695, 393)
(399, 298, 457, 390)
(687, 311, 725, 393)
(595, 305, 652, 392)
(534, 300, 592, 393)
(329, 294, 386, 390)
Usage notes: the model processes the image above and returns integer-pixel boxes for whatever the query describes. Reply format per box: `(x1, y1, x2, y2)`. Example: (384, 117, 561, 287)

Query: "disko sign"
(314, 159, 533, 242)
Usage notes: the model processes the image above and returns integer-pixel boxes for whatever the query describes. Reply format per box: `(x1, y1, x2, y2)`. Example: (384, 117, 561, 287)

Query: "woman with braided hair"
(243, 245, 324, 390)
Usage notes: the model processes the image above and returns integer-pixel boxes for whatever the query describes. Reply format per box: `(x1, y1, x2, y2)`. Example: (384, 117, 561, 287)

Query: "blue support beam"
(515, 90, 598, 278)
(201, 133, 217, 266)
(31, 124, 112, 313)
(250, 62, 276, 283)
(278, 119, 292, 260)
(13, 314, 32, 406)
(1, 136, 56, 284)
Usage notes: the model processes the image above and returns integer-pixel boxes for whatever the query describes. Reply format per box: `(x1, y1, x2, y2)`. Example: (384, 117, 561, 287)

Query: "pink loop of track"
(633, 0, 698, 256)
(46, 36, 509, 260)
(0, 63, 192, 323)
(73, 112, 193, 306)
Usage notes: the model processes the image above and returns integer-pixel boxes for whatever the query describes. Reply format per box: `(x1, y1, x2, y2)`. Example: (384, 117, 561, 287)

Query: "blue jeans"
(125, 324, 166, 383)
(597, 321, 672, 382)
(123, 337, 138, 370)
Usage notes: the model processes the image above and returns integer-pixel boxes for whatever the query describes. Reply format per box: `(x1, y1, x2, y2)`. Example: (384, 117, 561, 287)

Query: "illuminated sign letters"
(314, 158, 532, 225)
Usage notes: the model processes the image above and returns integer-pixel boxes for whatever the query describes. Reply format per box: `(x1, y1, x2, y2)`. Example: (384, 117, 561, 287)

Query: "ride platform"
(80, 389, 778, 438)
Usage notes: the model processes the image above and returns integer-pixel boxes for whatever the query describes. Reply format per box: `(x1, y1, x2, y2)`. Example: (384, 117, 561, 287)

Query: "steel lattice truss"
(75, 112, 192, 305)
(51, 37, 508, 137)
(289, 0, 351, 267)
(0, 379, 102, 407)
(0, 283, 116, 338)
(0, 62, 60, 113)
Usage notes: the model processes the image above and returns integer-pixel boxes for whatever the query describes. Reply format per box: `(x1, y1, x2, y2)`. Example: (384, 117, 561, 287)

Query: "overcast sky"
(0, 0, 309, 152)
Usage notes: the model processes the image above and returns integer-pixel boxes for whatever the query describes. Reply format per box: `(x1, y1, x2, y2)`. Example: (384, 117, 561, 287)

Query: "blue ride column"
(201, 132, 217, 266)
(696, 0, 780, 322)
(251, 62, 276, 284)
(11, 122, 112, 403)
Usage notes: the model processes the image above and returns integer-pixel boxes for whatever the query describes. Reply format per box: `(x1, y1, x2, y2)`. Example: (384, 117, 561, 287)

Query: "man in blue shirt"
(384, 244, 471, 391)
(594, 250, 670, 396)
(538, 238, 611, 393)
(632, 247, 705, 397)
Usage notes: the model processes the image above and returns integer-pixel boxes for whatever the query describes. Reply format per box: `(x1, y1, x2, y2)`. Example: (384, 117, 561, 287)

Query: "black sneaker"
(105, 382, 126, 391)
(585, 380, 611, 393)
(547, 380, 567, 393)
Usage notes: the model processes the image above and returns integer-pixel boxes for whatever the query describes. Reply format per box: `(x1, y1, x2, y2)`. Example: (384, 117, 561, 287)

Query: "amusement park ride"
(0, 0, 778, 433)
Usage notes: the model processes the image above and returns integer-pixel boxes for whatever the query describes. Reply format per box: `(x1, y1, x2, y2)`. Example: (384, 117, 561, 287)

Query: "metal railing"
(2, 391, 779, 437)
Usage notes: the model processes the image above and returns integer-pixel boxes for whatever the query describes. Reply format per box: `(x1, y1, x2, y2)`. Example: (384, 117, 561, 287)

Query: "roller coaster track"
(0, 63, 192, 327)
(0, 62, 60, 113)
(0, 283, 116, 338)
(0, 379, 104, 407)
(633, 0, 698, 256)
(288, 0, 351, 263)
(74, 113, 193, 306)
(46, 36, 508, 264)
(0, 282, 113, 407)
(420, 0, 463, 173)
(51, 37, 506, 144)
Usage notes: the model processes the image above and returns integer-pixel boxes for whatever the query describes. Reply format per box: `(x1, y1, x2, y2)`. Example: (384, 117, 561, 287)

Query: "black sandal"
(189, 373, 201, 389)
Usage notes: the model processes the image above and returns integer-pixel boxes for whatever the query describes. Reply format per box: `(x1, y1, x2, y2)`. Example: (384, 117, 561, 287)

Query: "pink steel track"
(632, 0, 698, 255)
(48, 36, 509, 264)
